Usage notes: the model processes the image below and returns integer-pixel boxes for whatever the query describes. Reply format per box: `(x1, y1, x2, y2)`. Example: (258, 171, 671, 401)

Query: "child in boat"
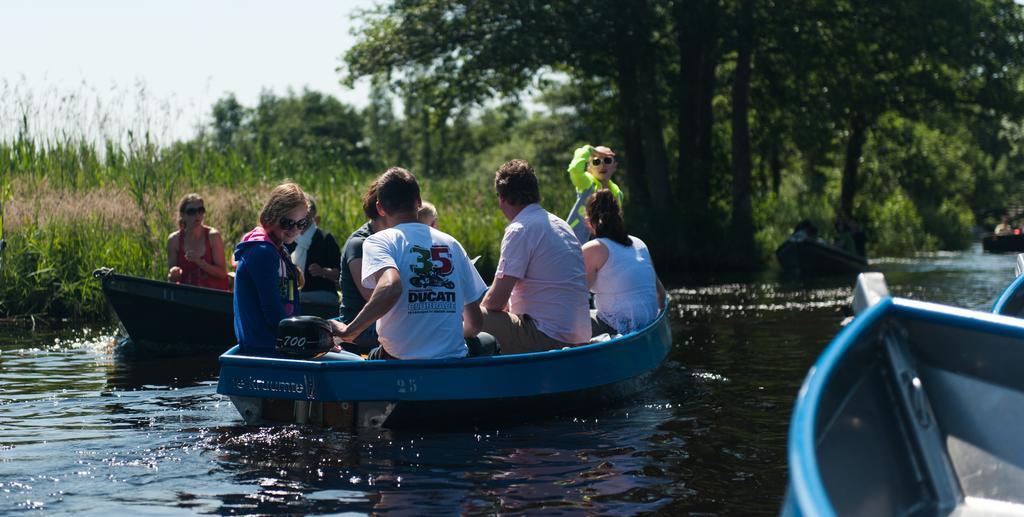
(417, 201, 438, 228)
(582, 189, 666, 336)
(566, 144, 623, 243)
(166, 193, 230, 291)
(233, 182, 358, 360)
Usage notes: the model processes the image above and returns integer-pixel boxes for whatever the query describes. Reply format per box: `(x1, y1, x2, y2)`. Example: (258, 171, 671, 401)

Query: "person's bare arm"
(167, 233, 178, 268)
(649, 253, 668, 309)
(656, 277, 667, 309)
(348, 258, 375, 301)
(308, 263, 340, 283)
(200, 230, 229, 279)
(330, 267, 402, 341)
(581, 240, 609, 289)
(481, 275, 518, 312)
(167, 232, 182, 282)
(463, 293, 484, 337)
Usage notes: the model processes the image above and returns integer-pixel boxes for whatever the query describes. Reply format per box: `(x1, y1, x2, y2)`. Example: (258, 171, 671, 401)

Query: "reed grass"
(0, 129, 521, 321)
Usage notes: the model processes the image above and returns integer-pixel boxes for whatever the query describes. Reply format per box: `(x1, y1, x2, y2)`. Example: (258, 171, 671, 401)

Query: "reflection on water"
(0, 244, 1018, 514)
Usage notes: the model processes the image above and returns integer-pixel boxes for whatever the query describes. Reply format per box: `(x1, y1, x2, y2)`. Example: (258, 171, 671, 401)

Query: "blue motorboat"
(216, 306, 672, 429)
(992, 254, 1024, 318)
(785, 273, 1024, 516)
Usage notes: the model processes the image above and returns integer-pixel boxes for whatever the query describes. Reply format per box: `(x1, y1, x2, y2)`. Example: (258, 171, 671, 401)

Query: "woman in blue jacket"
(233, 182, 358, 360)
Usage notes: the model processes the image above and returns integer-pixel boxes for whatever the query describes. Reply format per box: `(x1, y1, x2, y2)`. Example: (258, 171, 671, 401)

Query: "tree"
(343, 0, 672, 209)
(211, 94, 246, 149)
(785, 0, 1024, 218)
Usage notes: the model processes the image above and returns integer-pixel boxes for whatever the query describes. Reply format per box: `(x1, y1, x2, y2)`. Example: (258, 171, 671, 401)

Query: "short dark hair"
(495, 159, 540, 206)
(375, 167, 420, 214)
(361, 179, 379, 220)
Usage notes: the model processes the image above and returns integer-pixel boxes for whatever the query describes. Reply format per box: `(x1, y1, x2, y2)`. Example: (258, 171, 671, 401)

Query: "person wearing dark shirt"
(291, 194, 342, 306)
(337, 180, 386, 352)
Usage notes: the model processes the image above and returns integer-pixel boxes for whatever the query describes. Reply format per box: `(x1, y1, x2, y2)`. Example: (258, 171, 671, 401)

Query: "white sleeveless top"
(591, 235, 660, 334)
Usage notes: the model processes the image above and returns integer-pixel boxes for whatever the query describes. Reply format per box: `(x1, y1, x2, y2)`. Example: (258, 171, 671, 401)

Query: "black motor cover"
(276, 316, 333, 358)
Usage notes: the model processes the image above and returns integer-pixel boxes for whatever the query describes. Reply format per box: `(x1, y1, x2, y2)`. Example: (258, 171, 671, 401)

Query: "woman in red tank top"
(166, 193, 230, 291)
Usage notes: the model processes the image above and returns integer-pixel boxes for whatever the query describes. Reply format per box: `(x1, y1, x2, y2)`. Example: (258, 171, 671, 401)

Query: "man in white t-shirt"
(329, 167, 490, 359)
(480, 159, 591, 354)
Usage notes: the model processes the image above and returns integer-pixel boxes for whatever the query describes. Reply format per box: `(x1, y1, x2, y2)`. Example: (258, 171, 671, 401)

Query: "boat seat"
(888, 322, 1024, 512)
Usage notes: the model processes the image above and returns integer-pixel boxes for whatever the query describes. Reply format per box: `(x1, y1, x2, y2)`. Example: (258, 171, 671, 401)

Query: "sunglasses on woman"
(591, 157, 615, 166)
(182, 206, 206, 216)
(279, 215, 311, 231)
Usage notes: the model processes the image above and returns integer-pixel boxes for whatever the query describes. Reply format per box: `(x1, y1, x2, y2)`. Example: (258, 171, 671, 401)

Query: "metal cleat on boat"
(93, 267, 114, 278)
(852, 272, 890, 316)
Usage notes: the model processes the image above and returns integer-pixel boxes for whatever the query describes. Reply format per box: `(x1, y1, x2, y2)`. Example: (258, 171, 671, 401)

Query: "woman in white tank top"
(581, 190, 667, 335)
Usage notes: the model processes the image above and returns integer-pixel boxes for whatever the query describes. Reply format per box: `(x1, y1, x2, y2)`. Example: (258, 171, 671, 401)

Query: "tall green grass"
(0, 133, 513, 321)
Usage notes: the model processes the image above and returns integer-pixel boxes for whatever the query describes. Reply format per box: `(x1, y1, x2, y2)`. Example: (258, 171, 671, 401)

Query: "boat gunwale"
(102, 271, 232, 296)
(100, 270, 338, 316)
(787, 296, 890, 517)
(991, 273, 1024, 315)
(218, 300, 671, 373)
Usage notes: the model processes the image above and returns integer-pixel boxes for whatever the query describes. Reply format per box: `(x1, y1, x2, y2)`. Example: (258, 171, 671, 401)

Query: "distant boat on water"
(776, 235, 867, 275)
(982, 232, 1024, 253)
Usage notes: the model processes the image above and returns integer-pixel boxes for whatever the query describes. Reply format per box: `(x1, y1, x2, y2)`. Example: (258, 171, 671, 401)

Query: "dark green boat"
(776, 236, 868, 275)
(982, 233, 1024, 253)
(94, 268, 338, 356)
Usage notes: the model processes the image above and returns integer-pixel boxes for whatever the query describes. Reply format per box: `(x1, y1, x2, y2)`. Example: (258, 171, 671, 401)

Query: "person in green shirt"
(566, 144, 623, 243)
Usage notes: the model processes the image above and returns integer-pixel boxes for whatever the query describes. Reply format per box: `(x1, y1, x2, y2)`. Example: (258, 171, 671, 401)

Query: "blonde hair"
(177, 193, 204, 230)
(417, 201, 437, 225)
(259, 182, 307, 228)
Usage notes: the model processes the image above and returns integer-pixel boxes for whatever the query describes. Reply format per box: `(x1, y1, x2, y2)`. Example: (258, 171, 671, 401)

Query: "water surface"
(1, 245, 1017, 514)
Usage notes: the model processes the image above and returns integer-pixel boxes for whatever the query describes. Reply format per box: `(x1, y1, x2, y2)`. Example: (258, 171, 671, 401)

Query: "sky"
(1, 0, 378, 143)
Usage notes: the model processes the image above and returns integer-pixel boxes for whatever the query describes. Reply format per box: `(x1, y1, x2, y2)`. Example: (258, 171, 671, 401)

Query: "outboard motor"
(276, 316, 334, 359)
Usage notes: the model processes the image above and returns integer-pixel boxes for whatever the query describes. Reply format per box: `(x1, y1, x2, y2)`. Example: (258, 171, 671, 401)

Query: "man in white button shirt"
(481, 159, 591, 354)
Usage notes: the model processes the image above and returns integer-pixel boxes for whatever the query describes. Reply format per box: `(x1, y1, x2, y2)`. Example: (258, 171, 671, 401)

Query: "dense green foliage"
(342, 0, 1024, 268)
(5, 0, 1024, 320)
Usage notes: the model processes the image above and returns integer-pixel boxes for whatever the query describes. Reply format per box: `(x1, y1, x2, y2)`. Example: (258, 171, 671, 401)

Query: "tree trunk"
(614, 52, 649, 209)
(630, 1, 672, 213)
(730, 0, 756, 264)
(438, 112, 448, 176)
(840, 121, 868, 219)
(613, 5, 650, 209)
(771, 142, 782, 195)
(420, 102, 432, 176)
(676, 0, 719, 228)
